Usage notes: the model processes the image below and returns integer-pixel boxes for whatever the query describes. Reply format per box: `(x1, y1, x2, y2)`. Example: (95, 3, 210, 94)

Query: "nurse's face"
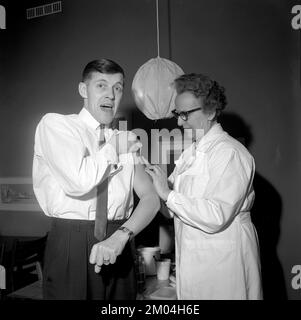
(174, 92, 215, 140)
(79, 72, 124, 125)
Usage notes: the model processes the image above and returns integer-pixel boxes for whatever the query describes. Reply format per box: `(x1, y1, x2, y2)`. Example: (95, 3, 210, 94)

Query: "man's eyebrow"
(115, 81, 124, 86)
(94, 79, 124, 86)
(94, 79, 108, 83)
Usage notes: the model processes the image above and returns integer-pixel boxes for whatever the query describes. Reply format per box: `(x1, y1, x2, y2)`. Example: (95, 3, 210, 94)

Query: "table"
(7, 279, 43, 300)
(137, 276, 177, 300)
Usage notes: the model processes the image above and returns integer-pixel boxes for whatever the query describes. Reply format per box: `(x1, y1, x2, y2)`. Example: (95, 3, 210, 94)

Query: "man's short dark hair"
(82, 59, 125, 82)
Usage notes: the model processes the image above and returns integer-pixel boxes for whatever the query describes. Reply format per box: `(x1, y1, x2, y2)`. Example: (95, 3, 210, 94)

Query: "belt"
(50, 217, 127, 239)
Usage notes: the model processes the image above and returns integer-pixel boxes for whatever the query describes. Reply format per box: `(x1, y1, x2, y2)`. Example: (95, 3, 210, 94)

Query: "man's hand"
(107, 131, 142, 155)
(89, 229, 129, 273)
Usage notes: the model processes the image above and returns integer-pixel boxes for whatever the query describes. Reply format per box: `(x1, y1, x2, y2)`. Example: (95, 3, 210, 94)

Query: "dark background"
(0, 0, 300, 299)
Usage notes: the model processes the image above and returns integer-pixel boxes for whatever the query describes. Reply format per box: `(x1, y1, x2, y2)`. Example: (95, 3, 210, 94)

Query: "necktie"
(94, 126, 109, 241)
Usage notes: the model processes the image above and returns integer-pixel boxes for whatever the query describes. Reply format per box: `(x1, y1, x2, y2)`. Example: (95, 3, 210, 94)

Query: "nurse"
(145, 73, 263, 300)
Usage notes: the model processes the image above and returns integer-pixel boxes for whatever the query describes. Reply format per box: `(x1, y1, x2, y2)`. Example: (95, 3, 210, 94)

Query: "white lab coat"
(166, 123, 262, 300)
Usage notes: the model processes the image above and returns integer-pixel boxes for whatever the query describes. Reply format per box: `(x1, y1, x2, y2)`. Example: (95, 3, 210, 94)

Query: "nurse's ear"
(78, 82, 87, 99)
(208, 110, 216, 121)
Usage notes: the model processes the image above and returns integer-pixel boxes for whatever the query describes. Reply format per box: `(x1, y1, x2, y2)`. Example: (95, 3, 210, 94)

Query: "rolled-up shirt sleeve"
(35, 114, 118, 197)
(166, 147, 254, 233)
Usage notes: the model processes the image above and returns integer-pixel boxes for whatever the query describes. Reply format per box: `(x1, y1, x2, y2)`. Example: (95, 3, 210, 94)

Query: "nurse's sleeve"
(158, 169, 176, 219)
(166, 147, 254, 233)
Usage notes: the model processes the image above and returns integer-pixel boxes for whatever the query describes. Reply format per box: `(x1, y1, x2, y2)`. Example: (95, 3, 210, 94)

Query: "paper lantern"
(132, 57, 184, 120)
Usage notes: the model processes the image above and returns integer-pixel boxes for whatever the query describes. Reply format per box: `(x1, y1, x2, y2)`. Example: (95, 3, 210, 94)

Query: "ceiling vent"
(26, 1, 62, 20)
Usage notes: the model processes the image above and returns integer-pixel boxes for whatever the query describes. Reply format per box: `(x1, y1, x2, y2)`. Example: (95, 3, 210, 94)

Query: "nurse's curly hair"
(174, 73, 227, 118)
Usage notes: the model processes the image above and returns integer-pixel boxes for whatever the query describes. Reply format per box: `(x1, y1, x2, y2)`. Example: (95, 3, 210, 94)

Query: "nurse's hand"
(89, 230, 129, 273)
(145, 165, 171, 201)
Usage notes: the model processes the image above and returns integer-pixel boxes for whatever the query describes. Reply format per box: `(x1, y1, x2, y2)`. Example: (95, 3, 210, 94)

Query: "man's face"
(79, 72, 124, 125)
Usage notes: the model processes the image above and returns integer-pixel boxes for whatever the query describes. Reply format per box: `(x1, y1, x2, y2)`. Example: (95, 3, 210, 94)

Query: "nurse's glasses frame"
(171, 107, 202, 121)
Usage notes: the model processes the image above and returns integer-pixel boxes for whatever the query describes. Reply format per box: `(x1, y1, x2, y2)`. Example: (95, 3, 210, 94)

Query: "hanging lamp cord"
(156, 0, 160, 57)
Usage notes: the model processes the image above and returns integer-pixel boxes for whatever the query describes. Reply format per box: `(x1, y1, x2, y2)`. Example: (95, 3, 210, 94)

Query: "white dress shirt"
(33, 108, 135, 221)
(166, 123, 262, 299)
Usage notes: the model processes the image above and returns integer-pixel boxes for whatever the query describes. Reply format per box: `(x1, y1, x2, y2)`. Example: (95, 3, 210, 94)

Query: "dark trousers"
(43, 217, 137, 300)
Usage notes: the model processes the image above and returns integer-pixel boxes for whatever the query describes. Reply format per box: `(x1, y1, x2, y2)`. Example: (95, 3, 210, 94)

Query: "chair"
(0, 242, 4, 263)
(7, 234, 48, 293)
(0, 242, 5, 299)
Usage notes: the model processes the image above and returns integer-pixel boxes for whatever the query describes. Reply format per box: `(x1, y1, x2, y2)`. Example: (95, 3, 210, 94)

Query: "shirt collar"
(195, 123, 225, 151)
(79, 107, 100, 131)
(78, 107, 117, 142)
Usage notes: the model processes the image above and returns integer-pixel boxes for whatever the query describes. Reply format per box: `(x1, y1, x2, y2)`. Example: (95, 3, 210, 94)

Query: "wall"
(0, 0, 300, 299)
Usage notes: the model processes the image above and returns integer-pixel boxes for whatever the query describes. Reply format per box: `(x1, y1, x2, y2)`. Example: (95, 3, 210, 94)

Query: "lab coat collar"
(195, 123, 225, 152)
(175, 123, 225, 174)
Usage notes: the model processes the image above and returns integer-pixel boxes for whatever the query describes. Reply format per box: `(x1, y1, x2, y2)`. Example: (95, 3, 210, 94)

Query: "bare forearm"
(122, 194, 160, 236)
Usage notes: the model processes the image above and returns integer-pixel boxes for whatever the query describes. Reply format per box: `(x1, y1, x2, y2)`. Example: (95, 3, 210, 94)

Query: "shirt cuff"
(166, 190, 175, 204)
(166, 190, 184, 211)
(165, 191, 178, 218)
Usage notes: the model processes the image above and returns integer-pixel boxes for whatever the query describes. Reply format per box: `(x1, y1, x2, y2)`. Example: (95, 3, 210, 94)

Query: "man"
(33, 59, 160, 300)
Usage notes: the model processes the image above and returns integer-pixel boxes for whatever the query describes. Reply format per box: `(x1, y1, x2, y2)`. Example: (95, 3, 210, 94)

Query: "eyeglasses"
(171, 107, 202, 121)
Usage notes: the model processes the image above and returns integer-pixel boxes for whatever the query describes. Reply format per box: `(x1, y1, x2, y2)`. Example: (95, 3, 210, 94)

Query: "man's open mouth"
(100, 104, 113, 109)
